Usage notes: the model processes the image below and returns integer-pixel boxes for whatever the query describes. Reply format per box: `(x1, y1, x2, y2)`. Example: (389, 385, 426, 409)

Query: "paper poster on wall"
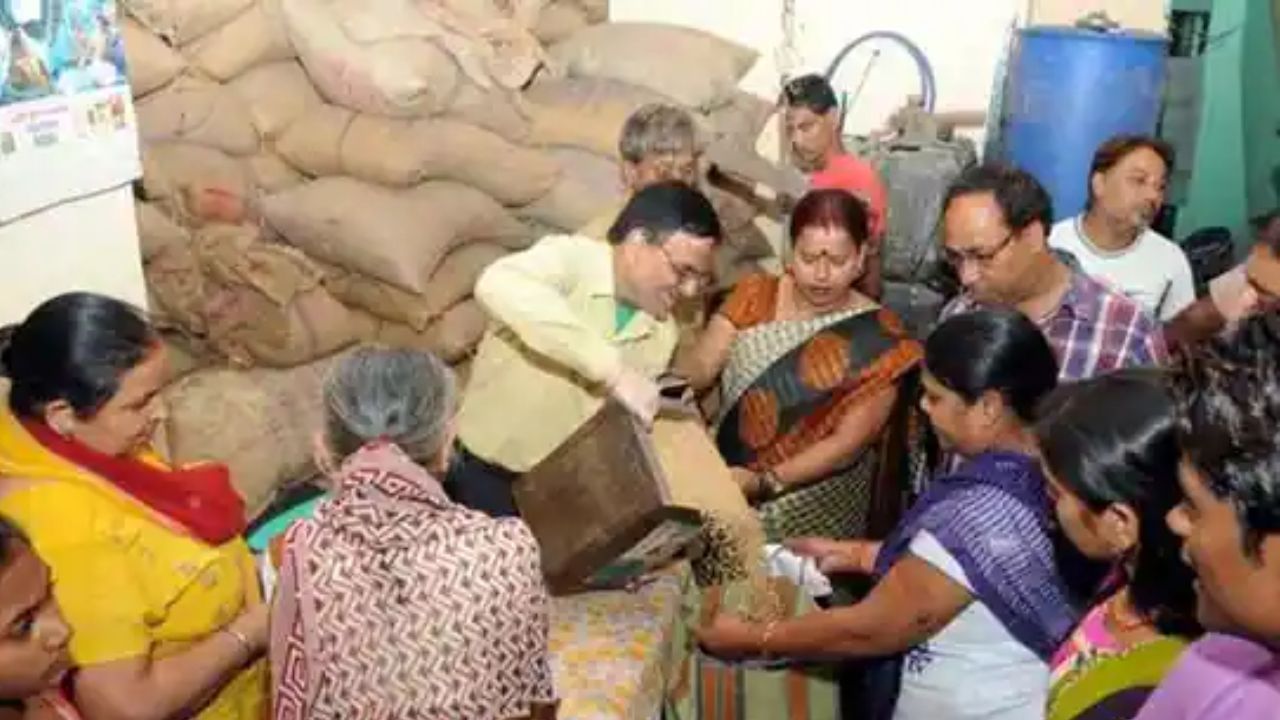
(0, 0, 140, 223)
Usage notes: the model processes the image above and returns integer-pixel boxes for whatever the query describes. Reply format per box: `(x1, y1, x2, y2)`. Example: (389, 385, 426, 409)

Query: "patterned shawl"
(714, 274, 922, 471)
(876, 451, 1080, 659)
(270, 442, 556, 720)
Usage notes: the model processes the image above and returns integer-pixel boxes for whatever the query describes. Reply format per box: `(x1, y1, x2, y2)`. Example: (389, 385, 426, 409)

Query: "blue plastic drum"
(1002, 26, 1168, 220)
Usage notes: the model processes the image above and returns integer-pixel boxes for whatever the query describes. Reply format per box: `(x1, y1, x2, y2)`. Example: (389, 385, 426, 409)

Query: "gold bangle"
(222, 627, 253, 658)
(759, 620, 780, 659)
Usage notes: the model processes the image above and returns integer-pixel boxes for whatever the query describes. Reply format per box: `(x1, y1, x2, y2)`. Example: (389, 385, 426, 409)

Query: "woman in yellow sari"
(0, 293, 267, 720)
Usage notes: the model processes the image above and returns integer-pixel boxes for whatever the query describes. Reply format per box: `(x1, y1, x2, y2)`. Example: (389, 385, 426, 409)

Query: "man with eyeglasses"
(1166, 210, 1280, 349)
(448, 182, 721, 517)
(939, 164, 1167, 380)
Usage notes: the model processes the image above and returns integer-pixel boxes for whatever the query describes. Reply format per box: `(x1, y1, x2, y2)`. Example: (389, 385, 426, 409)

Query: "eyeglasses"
(658, 245, 713, 292)
(943, 231, 1016, 269)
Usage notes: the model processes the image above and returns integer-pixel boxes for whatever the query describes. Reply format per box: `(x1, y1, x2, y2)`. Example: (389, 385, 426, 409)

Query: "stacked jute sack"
(124, 1, 777, 539)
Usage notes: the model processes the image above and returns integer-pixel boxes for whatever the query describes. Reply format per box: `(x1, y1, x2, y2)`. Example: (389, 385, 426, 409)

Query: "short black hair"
(606, 181, 722, 246)
(780, 73, 838, 115)
(1086, 135, 1176, 209)
(1169, 311, 1280, 557)
(924, 308, 1059, 422)
(944, 163, 1055, 237)
(0, 292, 157, 419)
(1036, 369, 1200, 637)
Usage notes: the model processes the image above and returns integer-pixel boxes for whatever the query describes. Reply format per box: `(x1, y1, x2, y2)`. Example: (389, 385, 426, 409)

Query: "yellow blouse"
(0, 406, 267, 720)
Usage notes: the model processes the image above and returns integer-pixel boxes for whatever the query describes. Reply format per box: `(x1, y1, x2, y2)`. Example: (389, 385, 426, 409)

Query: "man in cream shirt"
(1049, 135, 1195, 321)
(449, 182, 722, 516)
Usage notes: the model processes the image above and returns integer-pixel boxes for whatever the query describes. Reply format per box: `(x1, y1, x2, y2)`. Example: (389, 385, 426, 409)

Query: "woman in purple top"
(1136, 313, 1280, 719)
(696, 309, 1079, 720)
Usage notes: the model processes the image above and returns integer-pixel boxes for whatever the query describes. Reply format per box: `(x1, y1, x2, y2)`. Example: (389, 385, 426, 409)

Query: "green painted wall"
(1242, 0, 1280, 214)
(1175, 0, 1280, 242)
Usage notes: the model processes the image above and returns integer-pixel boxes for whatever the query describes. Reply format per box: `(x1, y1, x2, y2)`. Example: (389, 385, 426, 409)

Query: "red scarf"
(23, 421, 246, 545)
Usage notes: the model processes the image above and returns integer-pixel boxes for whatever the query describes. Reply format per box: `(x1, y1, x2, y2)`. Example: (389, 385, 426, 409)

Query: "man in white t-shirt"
(1049, 135, 1195, 320)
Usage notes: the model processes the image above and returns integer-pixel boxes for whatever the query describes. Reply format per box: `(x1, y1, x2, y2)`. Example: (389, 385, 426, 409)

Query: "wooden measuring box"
(515, 398, 704, 595)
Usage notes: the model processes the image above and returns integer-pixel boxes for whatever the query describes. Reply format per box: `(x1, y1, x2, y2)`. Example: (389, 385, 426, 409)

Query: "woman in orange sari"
(682, 188, 922, 542)
(670, 190, 921, 720)
(0, 293, 267, 720)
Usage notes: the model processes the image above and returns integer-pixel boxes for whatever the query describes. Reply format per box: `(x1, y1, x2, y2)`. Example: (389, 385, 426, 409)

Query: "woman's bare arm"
(698, 553, 971, 660)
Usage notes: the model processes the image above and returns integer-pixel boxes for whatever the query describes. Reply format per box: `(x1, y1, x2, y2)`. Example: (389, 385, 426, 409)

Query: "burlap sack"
(140, 143, 252, 225)
(532, 2, 589, 44)
(193, 224, 374, 368)
(158, 332, 209, 383)
(163, 355, 338, 520)
(121, 16, 185, 97)
(146, 242, 209, 335)
(447, 80, 530, 143)
(136, 78, 260, 156)
(135, 201, 189, 261)
(278, 109, 556, 203)
(702, 90, 774, 147)
(523, 77, 674, 157)
(344, 116, 559, 203)
(330, 115, 421, 186)
(319, 262, 433, 329)
(376, 298, 488, 363)
(549, 23, 758, 111)
(437, 0, 545, 29)
(515, 147, 621, 231)
(282, 0, 461, 117)
(275, 103, 353, 177)
(263, 178, 529, 293)
(321, 241, 506, 330)
(229, 62, 323, 140)
(245, 151, 306, 192)
(569, 0, 606, 23)
(418, 0, 547, 90)
(123, 0, 253, 45)
(421, 242, 508, 318)
(184, 0, 294, 81)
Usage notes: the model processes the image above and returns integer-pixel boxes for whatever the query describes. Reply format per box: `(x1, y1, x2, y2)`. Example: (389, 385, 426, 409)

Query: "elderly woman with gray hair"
(269, 347, 558, 720)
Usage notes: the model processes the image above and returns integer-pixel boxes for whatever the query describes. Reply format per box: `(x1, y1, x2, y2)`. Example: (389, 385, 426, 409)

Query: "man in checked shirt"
(930, 165, 1168, 598)
(937, 164, 1167, 381)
